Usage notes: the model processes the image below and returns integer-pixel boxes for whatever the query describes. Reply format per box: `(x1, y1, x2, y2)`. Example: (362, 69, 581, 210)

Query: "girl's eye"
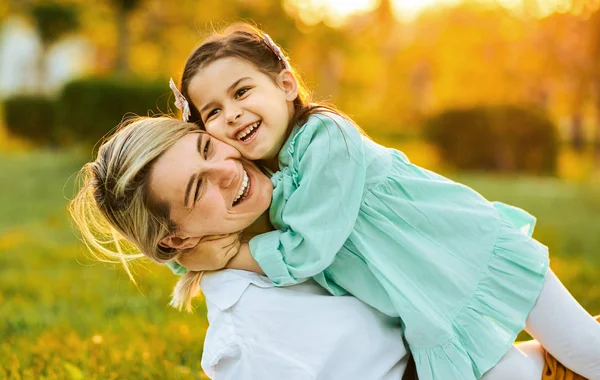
(206, 109, 220, 120)
(203, 138, 211, 159)
(235, 87, 250, 99)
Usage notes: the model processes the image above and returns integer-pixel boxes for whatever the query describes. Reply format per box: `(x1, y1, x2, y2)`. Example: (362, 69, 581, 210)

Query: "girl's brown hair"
(179, 23, 349, 136)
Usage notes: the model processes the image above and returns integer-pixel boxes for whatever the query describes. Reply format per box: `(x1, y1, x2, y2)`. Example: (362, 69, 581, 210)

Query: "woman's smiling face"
(187, 57, 298, 161)
(150, 131, 272, 249)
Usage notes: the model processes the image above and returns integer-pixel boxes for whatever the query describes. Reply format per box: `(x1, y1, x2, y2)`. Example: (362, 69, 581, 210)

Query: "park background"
(1, 0, 600, 378)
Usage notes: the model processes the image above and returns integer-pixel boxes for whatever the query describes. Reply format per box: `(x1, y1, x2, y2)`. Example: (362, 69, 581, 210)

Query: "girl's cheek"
(206, 125, 223, 140)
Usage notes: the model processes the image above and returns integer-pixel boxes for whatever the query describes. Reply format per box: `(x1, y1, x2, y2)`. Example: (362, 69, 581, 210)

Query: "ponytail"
(169, 270, 204, 312)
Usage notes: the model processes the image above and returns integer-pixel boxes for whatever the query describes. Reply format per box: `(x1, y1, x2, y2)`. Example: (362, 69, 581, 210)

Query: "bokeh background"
(1, 0, 600, 378)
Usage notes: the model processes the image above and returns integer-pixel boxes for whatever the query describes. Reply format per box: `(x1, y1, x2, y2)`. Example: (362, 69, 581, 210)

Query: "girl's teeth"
(238, 122, 260, 140)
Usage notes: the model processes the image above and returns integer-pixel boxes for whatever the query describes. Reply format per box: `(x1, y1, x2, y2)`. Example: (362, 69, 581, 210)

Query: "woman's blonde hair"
(70, 116, 204, 312)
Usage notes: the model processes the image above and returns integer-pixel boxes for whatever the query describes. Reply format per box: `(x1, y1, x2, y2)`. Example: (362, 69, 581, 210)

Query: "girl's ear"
(159, 234, 201, 250)
(278, 69, 299, 101)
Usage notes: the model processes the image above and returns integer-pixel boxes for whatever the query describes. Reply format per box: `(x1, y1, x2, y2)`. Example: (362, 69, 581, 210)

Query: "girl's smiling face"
(187, 57, 298, 161)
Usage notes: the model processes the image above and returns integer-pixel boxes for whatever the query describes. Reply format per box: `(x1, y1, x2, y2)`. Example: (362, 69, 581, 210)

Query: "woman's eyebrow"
(183, 134, 203, 206)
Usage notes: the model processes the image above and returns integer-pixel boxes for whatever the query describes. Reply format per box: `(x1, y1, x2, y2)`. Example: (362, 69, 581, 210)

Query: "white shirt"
(200, 269, 408, 380)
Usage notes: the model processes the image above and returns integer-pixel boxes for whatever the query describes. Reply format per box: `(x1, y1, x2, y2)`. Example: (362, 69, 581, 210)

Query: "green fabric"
(165, 260, 188, 276)
(249, 113, 549, 380)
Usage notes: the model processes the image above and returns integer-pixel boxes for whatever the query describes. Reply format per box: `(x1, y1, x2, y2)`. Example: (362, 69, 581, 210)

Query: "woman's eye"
(235, 87, 250, 99)
(193, 178, 202, 204)
(203, 138, 211, 159)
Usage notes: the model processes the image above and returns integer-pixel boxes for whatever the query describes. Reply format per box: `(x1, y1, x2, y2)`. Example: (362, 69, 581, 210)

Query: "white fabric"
(482, 269, 600, 379)
(200, 269, 408, 380)
(525, 269, 600, 379)
(481, 341, 545, 380)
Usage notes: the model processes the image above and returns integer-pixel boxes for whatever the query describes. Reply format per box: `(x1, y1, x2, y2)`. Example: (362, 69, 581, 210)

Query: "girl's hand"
(176, 233, 242, 271)
(225, 243, 265, 275)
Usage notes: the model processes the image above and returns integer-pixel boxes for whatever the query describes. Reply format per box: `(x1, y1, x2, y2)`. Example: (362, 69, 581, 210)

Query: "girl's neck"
(241, 211, 273, 241)
(260, 157, 280, 173)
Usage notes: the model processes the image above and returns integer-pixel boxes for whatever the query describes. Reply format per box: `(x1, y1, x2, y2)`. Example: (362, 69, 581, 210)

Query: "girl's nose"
(226, 105, 243, 125)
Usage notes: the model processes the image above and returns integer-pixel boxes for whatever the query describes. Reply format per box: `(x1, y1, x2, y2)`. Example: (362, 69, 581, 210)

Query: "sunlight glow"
(392, 0, 462, 22)
(287, 0, 599, 26)
(286, 0, 378, 27)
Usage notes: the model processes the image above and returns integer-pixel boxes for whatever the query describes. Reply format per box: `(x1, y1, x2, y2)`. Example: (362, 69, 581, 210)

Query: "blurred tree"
(0, 2, 9, 23)
(3, 95, 57, 145)
(535, 2, 600, 165)
(110, 0, 141, 78)
(12, 0, 598, 147)
(57, 77, 168, 145)
(345, 0, 409, 130)
(30, 2, 79, 93)
(536, 12, 592, 152)
(589, 9, 600, 167)
(424, 105, 558, 174)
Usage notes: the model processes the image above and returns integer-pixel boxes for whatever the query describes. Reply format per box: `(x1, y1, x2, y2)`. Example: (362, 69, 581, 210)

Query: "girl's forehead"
(201, 57, 259, 77)
(189, 58, 264, 103)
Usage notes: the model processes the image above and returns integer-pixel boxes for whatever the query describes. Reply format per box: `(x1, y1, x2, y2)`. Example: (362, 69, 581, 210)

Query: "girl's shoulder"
(302, 112, 357, 134)
(294, 112, 361, 147)
(285, 111, 364, 162)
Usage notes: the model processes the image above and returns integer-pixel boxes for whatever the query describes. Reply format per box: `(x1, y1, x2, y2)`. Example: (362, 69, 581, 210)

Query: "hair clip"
(169, 78, 191, 122)
(263, 33, 290, 70)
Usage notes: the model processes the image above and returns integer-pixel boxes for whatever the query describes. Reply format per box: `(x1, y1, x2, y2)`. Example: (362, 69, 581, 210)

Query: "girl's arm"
(225, 243, 265, 274)
(249, 114, 366, 286)
(166, 239, 264, 275)
(167, 212, 273, 274)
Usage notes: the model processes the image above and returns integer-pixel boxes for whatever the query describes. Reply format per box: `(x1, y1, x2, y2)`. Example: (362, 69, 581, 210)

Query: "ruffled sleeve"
(165, 260, 188, 275)
(492, 201, 537, 236)
(249, 114, 366, 286)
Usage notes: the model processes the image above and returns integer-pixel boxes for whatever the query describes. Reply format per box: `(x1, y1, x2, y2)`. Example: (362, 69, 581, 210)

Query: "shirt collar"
(200, 269, 274, 311)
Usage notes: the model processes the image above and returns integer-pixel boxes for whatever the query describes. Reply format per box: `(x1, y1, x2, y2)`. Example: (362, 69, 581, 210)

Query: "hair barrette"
(263, 33, 290, 70)
(169, 78, 191, 122)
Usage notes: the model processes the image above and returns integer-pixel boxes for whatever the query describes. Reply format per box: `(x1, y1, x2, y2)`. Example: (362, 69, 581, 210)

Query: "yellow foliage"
(557, 146, 596, 182)
(0, 125, 32, 152)
(371, 136, 444, 172)
(63, 361, 84, 380)
(549, 256, 585, 284)
(0, 229, 27, 251)
(130, 42, 162, 78)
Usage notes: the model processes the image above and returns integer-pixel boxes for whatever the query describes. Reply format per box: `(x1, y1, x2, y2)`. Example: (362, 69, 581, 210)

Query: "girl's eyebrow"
(199, 77, 251, 115)
(227, 77, 250, 92)
(183, 134, 203, 206)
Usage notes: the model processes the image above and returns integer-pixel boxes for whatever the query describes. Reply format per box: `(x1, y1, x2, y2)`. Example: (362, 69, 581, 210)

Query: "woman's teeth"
(237, 121, 261, 142)
(233, 170, 250, 206)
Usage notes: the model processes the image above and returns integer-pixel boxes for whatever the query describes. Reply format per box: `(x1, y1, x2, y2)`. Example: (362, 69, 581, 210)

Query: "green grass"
(0, 150, 598, 378)
(0, 150, 209, 379)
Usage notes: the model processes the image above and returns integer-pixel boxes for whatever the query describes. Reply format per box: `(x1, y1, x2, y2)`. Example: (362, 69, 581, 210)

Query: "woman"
(70, 116, 411, 378)
(70, 116, 591, 379)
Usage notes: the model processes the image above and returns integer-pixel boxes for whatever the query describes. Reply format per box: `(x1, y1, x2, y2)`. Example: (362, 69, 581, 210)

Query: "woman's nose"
(206, 159, 237, 188)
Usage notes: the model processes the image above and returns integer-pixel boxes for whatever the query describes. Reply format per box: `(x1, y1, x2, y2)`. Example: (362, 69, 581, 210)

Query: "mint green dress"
(248, 113, 549, 380)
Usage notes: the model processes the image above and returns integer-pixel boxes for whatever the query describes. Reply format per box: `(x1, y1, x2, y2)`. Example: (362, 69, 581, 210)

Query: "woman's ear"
(159, 234, 201, 250)
(278, 69, 299, 101)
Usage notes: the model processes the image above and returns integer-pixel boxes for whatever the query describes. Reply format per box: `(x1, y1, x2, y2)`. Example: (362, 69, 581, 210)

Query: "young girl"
(167, 24, 600, 379)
